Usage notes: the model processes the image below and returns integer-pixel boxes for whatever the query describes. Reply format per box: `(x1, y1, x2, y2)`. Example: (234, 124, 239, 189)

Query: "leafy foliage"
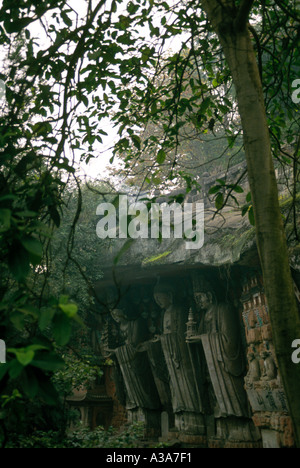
(0, 0, 299, 448)
(5, 422, 146, 449)
(52, 352, 103, 399)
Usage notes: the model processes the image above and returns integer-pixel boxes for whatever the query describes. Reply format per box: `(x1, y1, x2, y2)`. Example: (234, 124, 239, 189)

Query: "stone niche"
(92, 264, 297, 447)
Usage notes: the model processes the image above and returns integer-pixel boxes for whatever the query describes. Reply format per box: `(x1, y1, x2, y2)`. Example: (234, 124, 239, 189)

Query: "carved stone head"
(192, 274, 215, 310)
(153, 281, 175, 310)
(111, 309, 126, 324)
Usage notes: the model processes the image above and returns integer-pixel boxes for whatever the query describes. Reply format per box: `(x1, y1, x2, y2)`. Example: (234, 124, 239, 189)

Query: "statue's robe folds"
(114, 317, 161, 411)
(160, 304, 204, 415)
(145, 339, 173, 413)
(161, 333, 203, 414)
(200, 304, 249, 418)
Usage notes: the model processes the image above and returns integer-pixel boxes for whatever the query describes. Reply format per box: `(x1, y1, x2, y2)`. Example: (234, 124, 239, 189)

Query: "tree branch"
(273, 0, 300, 22)
(235, 0, 255, 31)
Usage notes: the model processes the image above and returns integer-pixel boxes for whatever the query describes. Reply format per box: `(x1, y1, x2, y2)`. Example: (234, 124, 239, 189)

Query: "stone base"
(261, 429, 281, 448)
(178, 433, 207, 447)
(174, 412, 206, 435)
(215, 417, 261, 443)
(159, 430, 207, 448)
(208, 439, 262, 449)
(252, 411, 294, 448)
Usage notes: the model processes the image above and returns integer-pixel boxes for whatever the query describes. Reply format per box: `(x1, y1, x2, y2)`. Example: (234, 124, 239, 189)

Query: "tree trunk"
(200, 0, 300, 447)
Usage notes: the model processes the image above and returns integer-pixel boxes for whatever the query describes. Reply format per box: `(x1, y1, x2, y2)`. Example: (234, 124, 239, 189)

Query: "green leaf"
(17, 306, 39, 319)
(59, 303, 78, 318)
(20, 369, 39, 399)
(8, 348, 35, 367)
(10, 311, 27, 330)
(131, 135, 141, 150)
(61, 10, 73, 27)
(0, 209, 11, 230)
(0, 364, 9, 381)
(59, 295, 69, 305)
(21, 236, 43, 259)
(4, 17, 33, 33)
(32, 122, 51, 136)
(49, 206, 61, 227)
(21, 236, 43, 266)
(25, 344, 49, 352)
(0, 195, 17, 202)
(53, 314, 72, 346)
(200, 97, 211, 114)
(215, 193, 224, 210)
(8, 345, 48, 368)
(209, 185, 221, 195)
(8, 360, 24, 379)
(248, 206, 255, 226)
(8, 244, 30, 282)
(15, 210, 39, 218)
(232, 185, 244, 194)
(242, 205, 249, 217)
(39, 307, 56, 331)
(31, 353, 65, 372)
(16, 350, 35, 367)
(157, 149, 166, 165)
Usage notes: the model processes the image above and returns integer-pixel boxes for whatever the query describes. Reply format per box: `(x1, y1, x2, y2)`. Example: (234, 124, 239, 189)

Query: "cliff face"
(92, 170, 300, 448)
(96, 189, 258, 284)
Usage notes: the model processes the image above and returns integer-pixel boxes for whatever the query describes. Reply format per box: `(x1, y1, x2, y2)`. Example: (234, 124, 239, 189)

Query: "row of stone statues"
(103, 274, 259, 440)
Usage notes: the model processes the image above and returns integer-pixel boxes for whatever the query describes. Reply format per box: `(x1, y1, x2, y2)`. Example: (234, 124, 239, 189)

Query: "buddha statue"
(189, 275, 249, 419)
(153, 281, 206, 434)
(110, 308, 161, 417)
(245, 352, 261, 388)
(188, 275, 263, 443)
(261, 350, 277, 381)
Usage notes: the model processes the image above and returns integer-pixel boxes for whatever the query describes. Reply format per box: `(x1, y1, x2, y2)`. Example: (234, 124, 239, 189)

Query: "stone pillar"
(107, 309, 162, 437)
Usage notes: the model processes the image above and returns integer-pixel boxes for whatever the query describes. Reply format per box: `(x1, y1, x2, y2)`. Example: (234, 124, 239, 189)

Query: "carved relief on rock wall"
(241, 274, 293, 448)
(241, 275, 288, 412)
(185, 272, 262, 445)
(187, 274, 250, 418)
(97, 288, 163, 437)
(95, 270, 296, 446)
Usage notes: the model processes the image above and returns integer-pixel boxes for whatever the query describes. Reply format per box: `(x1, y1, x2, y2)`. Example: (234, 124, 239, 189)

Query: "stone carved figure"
(154, 281, 205, 434)
(245, 352, 261, 388)
(261, 350, 277, 381)
(190, 276, 249, 419)
(110, 309, 161, 414)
